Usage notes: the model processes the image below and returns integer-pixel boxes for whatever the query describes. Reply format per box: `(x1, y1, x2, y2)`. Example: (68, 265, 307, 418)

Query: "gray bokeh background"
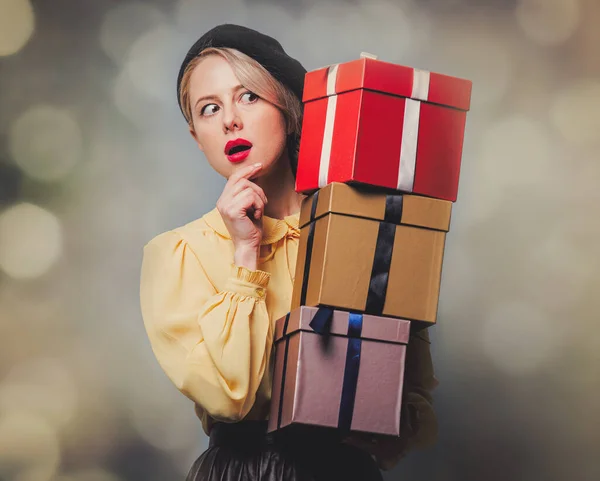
(1, 0, 599, 480)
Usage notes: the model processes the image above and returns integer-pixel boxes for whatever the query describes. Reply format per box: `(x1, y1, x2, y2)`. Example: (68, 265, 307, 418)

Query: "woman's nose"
(222, 106, 243, 133)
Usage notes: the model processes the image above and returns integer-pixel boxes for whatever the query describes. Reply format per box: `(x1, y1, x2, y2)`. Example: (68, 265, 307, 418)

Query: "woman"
(140, 24, 438, 481)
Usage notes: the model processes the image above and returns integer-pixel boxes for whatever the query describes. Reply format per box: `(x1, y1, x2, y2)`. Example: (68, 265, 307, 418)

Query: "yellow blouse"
(140, 206, 438, 469)
(140, 207, 302, 436)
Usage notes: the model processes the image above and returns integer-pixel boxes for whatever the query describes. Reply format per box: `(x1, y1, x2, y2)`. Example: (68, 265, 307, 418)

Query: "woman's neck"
(253, 154, 306, 219)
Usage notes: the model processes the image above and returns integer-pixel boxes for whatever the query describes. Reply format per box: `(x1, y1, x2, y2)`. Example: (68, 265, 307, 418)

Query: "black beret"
(176, 24, 307, 117)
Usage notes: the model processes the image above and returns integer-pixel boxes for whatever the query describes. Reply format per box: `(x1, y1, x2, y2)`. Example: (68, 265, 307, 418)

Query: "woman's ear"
(189, 126, 204, 152)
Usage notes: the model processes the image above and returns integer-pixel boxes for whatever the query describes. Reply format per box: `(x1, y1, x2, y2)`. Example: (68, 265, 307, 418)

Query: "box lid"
(303, 56, 472, 111)
(274, 306, 411, 344)
(298, 182, 452, 232)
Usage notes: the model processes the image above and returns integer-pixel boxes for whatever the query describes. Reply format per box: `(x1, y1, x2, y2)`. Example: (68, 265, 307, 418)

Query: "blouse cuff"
(224, 264, 271, 299)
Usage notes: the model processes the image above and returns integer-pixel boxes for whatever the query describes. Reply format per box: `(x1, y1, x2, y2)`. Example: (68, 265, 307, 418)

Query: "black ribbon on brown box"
(299, 191, 404, 317)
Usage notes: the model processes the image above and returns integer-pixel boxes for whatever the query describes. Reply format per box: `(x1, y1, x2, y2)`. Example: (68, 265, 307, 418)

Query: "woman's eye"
(241, 92, 259, 103)
(200, 104, 219, 116)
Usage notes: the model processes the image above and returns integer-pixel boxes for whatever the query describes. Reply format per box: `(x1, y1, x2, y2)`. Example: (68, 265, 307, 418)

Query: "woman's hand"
(216, 163, 268, 269)
(343, 431, 411, 471)
(341, 391, 439, 471)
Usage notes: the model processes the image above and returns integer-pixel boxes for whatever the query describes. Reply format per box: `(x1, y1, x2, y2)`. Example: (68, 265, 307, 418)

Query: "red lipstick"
(225, 138, 253, 163)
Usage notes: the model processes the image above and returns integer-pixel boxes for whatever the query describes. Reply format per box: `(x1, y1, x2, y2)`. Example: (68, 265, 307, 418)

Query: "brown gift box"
(291, 182, 452, 326)
(268, 306, 411, 436)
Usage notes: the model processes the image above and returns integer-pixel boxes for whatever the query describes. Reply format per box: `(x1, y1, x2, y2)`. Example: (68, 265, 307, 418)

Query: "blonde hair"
(178, 46, 303, 143)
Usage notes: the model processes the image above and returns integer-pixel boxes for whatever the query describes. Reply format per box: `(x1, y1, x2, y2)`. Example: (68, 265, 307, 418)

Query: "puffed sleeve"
(140, 230, 272, 423)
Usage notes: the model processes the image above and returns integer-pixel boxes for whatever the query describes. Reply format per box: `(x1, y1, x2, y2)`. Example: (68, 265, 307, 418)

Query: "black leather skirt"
(185, 421, 383, 481)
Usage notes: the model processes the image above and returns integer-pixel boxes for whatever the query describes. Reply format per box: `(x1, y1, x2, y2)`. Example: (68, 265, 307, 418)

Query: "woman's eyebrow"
(194, 84, 245, 109)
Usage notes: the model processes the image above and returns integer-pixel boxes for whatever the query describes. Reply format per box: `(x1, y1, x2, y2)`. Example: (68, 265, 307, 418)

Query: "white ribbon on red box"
(317, 64, 339, 188)
(317, 63, 431, 192)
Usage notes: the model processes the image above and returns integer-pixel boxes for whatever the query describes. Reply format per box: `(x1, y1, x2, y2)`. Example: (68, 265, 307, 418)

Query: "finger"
(218, 186, 261, 219)
(228, 162, 263, 184)
(229, 179, 268, 205)
(221, 164, 263, 205)
(244, 180, 268, 206)
(232, 189, 265, 218)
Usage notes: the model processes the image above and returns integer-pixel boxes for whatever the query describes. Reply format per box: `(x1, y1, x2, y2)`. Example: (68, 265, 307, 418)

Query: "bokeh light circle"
(464, 115, 554, 224)
(9, 105, 83, 182)
(300, 0, 413, 67)
(0, 410, 60, 481)
(515, 0, 581, 46)
(99, 2, 166, 65)
(481, 302, 566, 376)
(0, 358, 78, 429)
(0, 203, 63, 279)
(124, 24, 179, 102)
(519, 227, 598, 311)
(428, 17, 513, 109)
(550, 79, 600, 146)
(0, 0, 35, 56)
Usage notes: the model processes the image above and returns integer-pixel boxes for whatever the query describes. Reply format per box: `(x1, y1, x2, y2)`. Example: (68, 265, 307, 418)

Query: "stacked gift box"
(268, 54, 472, 439)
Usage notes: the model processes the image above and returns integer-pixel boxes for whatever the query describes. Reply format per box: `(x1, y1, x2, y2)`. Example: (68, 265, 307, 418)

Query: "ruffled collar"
(203, 208, 300, 245)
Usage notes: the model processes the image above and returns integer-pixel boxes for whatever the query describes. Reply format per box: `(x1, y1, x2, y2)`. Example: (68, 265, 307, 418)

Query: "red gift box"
(295, 56, 472, 202)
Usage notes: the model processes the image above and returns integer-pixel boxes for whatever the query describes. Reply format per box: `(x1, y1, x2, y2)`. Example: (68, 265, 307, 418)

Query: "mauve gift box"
(268, 306, 411, 437)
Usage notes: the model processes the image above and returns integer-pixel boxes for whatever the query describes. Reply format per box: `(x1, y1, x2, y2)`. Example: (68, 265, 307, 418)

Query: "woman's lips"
(225, 138, 253, 163)
(226, 148, 251, 163)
